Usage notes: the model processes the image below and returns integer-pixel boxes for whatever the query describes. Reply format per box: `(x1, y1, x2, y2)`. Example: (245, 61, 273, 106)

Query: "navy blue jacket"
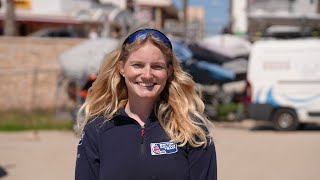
(75, 108, 217, 180)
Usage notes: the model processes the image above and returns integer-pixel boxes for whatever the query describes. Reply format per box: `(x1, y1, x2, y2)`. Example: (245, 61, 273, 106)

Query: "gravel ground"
(1, 120, 320, 180)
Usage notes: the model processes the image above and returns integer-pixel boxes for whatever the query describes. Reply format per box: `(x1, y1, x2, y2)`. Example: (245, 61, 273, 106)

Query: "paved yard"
(1, 120, 320, 180)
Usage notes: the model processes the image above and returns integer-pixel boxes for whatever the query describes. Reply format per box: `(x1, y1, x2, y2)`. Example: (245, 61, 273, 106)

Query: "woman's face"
(119, 42, 172, 102)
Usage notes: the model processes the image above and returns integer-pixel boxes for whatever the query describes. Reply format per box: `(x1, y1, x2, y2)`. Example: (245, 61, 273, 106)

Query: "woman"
(75, 28, 217, 180)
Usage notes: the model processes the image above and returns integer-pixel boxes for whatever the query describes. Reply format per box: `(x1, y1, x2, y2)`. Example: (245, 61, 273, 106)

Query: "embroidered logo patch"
(150, 141, 178, 155)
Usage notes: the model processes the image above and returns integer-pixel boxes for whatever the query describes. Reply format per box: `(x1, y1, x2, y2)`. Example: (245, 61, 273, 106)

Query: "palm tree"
(4, 0, 17, 36)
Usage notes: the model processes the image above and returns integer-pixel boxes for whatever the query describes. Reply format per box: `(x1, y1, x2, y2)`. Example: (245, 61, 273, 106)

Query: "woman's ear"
(117, 60, 124, 76)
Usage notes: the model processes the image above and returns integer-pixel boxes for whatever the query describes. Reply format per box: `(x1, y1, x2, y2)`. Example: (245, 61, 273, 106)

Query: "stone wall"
(0, 37, 85, 111)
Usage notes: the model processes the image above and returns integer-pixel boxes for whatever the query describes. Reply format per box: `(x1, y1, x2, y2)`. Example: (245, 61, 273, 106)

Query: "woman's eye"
(153, 65, 165, 70)
(132, 64, 143, 68)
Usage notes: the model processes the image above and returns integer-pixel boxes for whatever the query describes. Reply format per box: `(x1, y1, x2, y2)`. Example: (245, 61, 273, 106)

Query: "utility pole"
(182, 0, 188, 40)
(4, 0, 17, 36)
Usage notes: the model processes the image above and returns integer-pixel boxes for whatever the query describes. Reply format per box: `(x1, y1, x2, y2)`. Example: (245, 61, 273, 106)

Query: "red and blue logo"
(150, 141, 178, 155)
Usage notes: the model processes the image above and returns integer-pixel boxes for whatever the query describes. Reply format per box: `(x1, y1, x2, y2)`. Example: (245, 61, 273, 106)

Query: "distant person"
(66, 81, 77, 104)
(75, 28, 217, 180)
(88, 28, 98, 39)
(110, 22, 122, 39)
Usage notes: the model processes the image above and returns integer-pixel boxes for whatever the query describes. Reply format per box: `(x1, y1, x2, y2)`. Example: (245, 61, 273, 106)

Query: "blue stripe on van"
(283, 94, 320, 103)
(254, 89, 261, 103)
(266, 88, 280, 108)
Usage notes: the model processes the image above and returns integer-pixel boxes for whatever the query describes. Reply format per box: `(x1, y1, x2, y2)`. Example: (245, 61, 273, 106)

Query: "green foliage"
(216, 102, 243, 121)
(0, 111, 73, 131)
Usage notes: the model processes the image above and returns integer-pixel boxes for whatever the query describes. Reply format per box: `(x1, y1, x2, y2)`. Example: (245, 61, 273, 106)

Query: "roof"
(0, 13, 83, 24)
(0, 6, 118, 24)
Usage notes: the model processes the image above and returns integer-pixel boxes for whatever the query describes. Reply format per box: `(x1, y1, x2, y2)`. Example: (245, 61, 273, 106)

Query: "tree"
(4, 0, 17, 36)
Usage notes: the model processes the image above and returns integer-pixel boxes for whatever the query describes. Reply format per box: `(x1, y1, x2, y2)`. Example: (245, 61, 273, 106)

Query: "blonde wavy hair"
(78, 33, 214, 148)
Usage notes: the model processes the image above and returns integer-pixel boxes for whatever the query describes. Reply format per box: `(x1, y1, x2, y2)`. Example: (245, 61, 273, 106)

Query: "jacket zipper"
(140, 125, 145, 155)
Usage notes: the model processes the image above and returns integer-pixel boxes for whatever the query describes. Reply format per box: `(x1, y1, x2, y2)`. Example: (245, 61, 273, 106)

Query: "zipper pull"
(140, 126, 145, 144)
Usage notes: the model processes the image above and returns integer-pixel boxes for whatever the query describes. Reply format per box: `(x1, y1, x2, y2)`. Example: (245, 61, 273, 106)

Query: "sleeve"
(75, 122, 100, 180)
(188, 141, 217, 180)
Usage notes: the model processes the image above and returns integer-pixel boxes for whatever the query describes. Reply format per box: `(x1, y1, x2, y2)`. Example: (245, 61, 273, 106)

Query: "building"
(229, 0, 248, 36)
(230, 0, 320, 39)
(0, 0, 140, 38)
(100, 0, 180, 37)
(0, 0, 179, 39)
(0, 0, 92, 36)
(186, 6, 205, 40)
(134, 0, 178, 30)
(248, 0, 320, 38)
(164, 5, 205, 41)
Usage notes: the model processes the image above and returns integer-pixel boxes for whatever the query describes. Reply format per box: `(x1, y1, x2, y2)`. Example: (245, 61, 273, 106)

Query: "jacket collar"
(115, 107, 158, 127)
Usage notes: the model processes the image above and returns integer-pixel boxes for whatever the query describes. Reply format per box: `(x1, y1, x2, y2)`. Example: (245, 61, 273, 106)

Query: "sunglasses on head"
(123, 29, 172, 49)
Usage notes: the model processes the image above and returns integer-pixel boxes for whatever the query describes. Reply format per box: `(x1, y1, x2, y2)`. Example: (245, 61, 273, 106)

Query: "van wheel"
(273, 109, 299, 131)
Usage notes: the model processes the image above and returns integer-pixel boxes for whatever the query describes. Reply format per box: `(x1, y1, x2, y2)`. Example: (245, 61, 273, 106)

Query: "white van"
(246, 38, 320, 130)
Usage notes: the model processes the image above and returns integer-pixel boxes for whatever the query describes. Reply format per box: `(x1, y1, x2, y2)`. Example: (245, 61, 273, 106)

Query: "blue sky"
(172, 0, 229, 36)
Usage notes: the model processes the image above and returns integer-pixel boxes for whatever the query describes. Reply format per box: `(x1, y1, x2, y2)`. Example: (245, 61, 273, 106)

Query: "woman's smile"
(136, 82, 155, 87)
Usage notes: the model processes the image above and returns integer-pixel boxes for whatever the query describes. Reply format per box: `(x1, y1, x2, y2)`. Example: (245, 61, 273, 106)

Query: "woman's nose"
(141, 67, 153, 79)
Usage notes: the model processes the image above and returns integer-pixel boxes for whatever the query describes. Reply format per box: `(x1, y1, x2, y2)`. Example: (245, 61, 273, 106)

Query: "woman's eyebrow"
(152, 61, 166, 64)
(128, 60, 143, 64)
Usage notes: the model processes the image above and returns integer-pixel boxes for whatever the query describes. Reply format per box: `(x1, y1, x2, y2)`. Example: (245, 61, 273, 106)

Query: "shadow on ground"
(251, 123, 320, 131)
